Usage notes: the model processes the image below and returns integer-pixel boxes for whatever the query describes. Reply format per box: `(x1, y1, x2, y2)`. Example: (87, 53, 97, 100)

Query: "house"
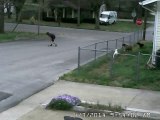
(44, 0, 97, 20)
(4, 3, 15, 14)
(139, 0, 160, 64)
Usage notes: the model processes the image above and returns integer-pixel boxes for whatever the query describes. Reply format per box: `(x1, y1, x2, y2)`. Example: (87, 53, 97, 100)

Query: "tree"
(89, 0, 102, 29)
(0, 0, 4, 33)
(13, 0, 26, 22)
(32, 0, 38, 3)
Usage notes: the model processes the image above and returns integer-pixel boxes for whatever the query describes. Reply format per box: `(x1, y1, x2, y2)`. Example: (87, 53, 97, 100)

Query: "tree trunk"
(95, 11, 100, 29)
(0, 0, 4, 33)
(7, 8, 11, 19)
(77, 0, 80, 27)
(16, 10, 18, 22)
(6, 2, 11, 19)
(57, 8, 61, 27)
(54, 8, 58, 21)
(14, 0, 26, 22)
(15, 7, 21, 22)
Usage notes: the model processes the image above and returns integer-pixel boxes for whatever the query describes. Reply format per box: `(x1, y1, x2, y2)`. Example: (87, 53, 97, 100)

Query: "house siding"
(155, 3, 160, 51)
(140, 0, 160, 64)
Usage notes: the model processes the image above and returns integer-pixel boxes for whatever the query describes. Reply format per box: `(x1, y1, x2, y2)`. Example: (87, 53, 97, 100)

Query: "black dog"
(46, 32, 57, 47)
(137, 42, 144, 48)
(122, 43, 132, 51)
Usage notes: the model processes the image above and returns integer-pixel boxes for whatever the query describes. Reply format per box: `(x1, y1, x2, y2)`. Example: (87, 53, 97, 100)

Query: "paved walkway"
(0, 80, 160, 120)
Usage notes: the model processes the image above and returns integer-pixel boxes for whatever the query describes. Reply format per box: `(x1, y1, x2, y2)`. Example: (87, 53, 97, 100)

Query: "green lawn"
(3, 18, 146, 43)
(0, 32, 46, 42)
(0, 32, 18, 42)
(60, 41, 160, 91)
(22, 21, 145, 32)
(5, 16, 146, 32)
(2, 20, 145, 42)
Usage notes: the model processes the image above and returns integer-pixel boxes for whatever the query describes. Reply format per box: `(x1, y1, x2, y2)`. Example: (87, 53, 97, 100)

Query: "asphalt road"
(0, 23, 132, 112)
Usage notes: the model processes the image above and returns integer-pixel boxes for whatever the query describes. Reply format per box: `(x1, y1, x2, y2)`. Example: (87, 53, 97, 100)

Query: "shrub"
(30, 16, 36, 25)
(82, 18, 95, 23)
(47, 99, 73, 110)
(21, 10, 38, 20)
(42, 17, 55, 22)
(61, 18, 77, 23)
(47, 94, 81, 110)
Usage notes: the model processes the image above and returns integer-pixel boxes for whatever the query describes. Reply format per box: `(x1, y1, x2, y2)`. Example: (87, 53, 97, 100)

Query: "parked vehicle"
(99, 11, 117, 25)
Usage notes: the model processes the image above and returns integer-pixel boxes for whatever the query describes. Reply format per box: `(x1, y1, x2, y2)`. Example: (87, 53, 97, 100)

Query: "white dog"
(113, 49, 119, 58)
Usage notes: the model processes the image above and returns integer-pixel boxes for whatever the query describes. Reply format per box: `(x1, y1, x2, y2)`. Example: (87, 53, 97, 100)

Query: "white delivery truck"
(99, 11, 117, 25)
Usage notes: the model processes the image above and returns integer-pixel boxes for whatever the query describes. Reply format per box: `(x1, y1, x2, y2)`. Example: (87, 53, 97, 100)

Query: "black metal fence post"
(122, 37, 124, 44)
(136, 52, 140, 80)
(138, 30, 140, 41)
(141, 30, 143, 40)
(116, 39, 118, 49)
(134, 31, 135, 43)
(78, 47, 81, 71)
(106, 41, 109, 55)
(109, 51, 114, 79)
(129, 35, 132, 45)
(95, 43, 97, 60)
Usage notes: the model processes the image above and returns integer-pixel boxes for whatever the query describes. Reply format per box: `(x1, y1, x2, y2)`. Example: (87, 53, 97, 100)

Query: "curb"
(73, 106, 160, 120)
(42, 100, 160, 120)
(125, 108, 160, 120)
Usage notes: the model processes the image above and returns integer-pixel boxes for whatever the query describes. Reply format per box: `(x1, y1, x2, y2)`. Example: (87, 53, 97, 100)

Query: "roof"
(46, 0, 90, 10)
(63, 1, 78, 9)
(139, 0, 160, 5)
(101, 11, 117, 14)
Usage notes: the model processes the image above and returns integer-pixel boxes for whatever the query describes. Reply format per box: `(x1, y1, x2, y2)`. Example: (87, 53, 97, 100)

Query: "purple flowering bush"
(47, 94, 81, 110)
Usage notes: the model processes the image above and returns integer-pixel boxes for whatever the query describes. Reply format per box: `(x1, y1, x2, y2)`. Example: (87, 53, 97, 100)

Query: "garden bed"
(43, 94, 152, 119)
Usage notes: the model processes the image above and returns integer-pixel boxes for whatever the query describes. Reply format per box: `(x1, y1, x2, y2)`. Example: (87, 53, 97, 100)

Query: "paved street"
(0, 23, 130, 112)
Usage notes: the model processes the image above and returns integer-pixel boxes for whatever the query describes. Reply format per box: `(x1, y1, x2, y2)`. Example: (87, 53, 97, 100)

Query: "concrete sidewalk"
(0, 80, 160, 120)
(17, 107, 147, 120)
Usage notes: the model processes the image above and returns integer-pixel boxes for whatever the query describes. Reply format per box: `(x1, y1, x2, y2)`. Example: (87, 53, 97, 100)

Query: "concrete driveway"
(0, 24, 130, 112)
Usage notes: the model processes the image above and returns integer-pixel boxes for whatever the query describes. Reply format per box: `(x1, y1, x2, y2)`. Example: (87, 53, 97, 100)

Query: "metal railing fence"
(77, 30, 160, 81)
(78, 30, 143, 68)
